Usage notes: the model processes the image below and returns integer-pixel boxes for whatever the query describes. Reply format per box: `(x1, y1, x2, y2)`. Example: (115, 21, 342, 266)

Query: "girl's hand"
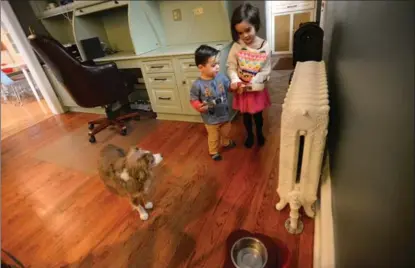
(230, 82, 239, 91)
(237, 83, 246, 94)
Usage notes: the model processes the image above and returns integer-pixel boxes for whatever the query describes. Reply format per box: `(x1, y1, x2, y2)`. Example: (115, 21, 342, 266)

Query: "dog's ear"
(126, 147, 147, 164)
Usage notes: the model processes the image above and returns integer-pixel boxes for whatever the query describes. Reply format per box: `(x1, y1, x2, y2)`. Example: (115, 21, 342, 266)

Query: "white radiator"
(276, 61, 330, 234)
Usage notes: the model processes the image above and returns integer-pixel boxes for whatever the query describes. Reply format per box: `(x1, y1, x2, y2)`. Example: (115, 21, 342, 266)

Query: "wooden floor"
(1, 70, 314, 268)
(1, 98, 52, 140)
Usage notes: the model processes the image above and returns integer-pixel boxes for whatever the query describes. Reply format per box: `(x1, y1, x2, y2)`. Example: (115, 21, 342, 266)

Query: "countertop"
(93, 41, 232, 62)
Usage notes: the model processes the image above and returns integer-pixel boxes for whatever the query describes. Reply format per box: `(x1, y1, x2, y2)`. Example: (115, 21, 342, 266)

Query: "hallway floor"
(1, 99, 52, 140)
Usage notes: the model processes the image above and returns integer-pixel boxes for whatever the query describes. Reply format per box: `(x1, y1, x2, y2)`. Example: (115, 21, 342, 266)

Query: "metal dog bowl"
(231, 237, 268, 268)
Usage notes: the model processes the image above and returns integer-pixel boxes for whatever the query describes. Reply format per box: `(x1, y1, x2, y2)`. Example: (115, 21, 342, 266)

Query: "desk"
(41, 41, 234, 122)
(95, 42, 234, 123)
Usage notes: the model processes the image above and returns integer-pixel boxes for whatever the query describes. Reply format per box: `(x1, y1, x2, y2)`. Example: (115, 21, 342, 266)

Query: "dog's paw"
(139, 212, 149, 221)
(144, 202, 153, 210)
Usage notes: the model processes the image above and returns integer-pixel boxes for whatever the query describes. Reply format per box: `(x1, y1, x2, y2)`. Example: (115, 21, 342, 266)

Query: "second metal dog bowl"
(231, 237, 268, 268)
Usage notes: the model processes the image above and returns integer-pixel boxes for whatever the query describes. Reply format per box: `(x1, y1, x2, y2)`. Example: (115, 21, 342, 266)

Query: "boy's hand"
(199, 103, 208, 113)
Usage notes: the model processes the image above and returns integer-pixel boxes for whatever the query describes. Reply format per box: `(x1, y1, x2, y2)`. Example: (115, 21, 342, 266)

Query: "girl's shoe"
(244, 135, 254, 148)
(223, 140, 236, 150)
(257, 134, 265, 147)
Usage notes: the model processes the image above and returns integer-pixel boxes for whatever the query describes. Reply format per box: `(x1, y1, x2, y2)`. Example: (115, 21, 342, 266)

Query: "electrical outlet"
(172, 9, 182, 21)
(193, 7, 204, 16)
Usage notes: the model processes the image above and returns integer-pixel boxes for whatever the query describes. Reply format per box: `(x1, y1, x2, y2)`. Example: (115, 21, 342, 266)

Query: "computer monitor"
(80, 37, 105, 60)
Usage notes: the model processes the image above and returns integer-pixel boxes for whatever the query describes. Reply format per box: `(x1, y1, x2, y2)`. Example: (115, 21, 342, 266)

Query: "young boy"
(190, 45, 236, 161)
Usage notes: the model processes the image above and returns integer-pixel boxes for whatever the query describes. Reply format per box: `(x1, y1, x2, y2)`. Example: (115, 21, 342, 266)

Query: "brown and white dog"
(98, 144, 163, 220)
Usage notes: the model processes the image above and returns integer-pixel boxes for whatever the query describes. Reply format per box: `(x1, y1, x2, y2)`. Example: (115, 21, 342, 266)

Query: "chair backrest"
(28, 34, 125, 108)
(292, 22, 324, 67)
(1, 70, 14, 86)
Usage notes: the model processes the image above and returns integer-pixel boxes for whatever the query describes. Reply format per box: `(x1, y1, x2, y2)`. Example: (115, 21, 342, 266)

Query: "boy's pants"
(204, 122, 232, 155)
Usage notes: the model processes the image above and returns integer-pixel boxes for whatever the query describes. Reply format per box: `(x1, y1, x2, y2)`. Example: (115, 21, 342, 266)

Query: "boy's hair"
(230, 2, 261, 42)
(194, 45, 219, 66)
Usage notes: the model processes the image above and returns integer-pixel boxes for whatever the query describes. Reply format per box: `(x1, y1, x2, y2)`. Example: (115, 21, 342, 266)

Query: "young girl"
(227, 2, 272, 148)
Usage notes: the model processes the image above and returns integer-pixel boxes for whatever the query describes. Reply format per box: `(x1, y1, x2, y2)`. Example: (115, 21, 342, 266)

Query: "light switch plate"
(172, 9, 182, 21)
(193, 7, 204, 16)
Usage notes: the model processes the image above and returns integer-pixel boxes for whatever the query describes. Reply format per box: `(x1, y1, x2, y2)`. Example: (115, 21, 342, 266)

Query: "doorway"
(1, 20, 52, 140)
(266, 1, 317, 55)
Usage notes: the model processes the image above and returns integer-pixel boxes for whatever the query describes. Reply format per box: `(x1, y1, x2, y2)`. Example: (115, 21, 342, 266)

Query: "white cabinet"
(270, 1, 316, 54)
(141, 58, 184, 115)
(141, 55, 201, 120)
(179, 71, 200, 116)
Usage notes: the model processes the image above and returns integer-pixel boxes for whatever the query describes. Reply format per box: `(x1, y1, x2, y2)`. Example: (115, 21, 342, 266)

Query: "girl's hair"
(230, 2, 261, 42)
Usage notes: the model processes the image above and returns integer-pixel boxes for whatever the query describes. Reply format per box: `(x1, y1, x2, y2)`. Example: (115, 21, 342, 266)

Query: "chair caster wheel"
(88, 123, 94, 130)
(120, 128, 127, 136)
(89, 135, 96, 143)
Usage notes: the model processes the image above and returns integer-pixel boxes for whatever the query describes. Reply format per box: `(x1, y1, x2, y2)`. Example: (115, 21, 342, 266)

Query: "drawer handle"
(154, 78, 167, 81)
(114, 0, 119, 4)
(158, 97, 171, 100)
(150, 65, 165, 69)
(287, 5, 297, 8)
(79, 9, 83, 13)
(189, 64, 197, 67)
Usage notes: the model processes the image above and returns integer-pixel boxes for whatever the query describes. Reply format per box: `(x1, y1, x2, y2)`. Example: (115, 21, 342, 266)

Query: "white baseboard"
(313, 156, 336, 268)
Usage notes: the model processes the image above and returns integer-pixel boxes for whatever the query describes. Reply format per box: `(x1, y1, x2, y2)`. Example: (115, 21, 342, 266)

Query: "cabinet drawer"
(75, 0, 129, 16)
(272, 1, 314, 13)
(142, 60, 174, 74)
(146, 73, 177, 88)
(150, 88, 182, 114)
(178, 58, 198, 73)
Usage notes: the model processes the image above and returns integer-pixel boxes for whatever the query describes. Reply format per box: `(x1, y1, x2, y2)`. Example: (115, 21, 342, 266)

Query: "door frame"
(1, 1, 65, 114)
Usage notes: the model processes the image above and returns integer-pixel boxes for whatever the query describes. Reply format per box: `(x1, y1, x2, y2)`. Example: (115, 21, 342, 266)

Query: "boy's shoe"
(223, 140, 236, 150)
(211, 153, 222, 161)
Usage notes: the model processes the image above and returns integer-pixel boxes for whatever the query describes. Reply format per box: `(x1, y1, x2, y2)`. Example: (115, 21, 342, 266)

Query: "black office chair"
(28, 34, 154, 143)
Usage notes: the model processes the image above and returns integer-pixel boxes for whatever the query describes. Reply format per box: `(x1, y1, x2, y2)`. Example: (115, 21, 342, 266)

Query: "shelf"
(38, 1, 105, 19)
(74, 0, 128, 17)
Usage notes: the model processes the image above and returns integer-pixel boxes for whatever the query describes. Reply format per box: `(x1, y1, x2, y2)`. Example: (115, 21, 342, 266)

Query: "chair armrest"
(81, 59, 96, 66)
(86, 62, 118, 77)
(84, 62, 131, 98)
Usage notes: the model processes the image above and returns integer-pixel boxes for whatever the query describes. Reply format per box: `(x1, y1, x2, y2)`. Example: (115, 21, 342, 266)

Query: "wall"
(228, 1, 266, 39)
(324, 1, 414, 267)
(159, 1, 231, 46)
(8, 0, 49, 36)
